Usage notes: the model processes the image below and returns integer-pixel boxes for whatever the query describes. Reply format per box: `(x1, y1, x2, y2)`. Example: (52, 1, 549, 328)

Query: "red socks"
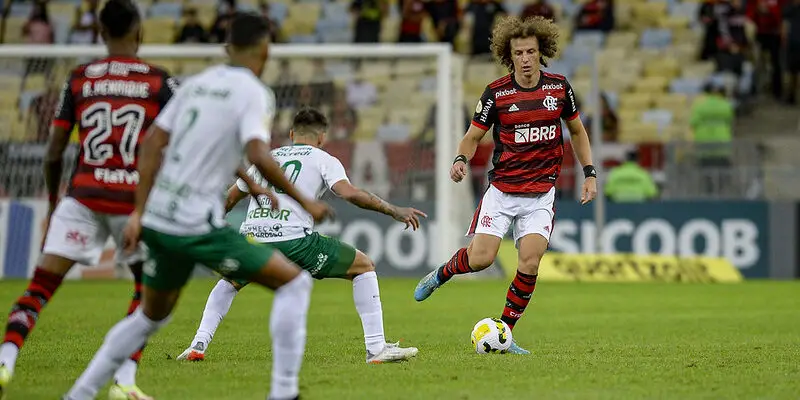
(3, 268, 63, 349)
(500, 271, 538, 330)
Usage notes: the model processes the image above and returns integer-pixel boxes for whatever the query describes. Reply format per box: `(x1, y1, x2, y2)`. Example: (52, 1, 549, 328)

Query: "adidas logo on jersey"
(508, 104, 519, 112)
(495, 88, 517, 98)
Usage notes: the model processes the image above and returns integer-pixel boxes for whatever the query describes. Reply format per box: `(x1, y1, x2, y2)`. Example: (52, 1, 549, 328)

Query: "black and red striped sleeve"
(471, 85, 497, 131)
(157, 70, 179, 109)
(51, 72, 76, 130)
(560, 79, 580, 121)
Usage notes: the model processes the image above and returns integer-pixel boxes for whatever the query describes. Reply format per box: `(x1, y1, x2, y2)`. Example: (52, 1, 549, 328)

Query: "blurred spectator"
(24, 1, 54, 45)
(377, 116, 411, 142)
(575, 0, 614, 32)
(584, 93, 619, 142)
(346, 76, 378, 110)
(520, 0, 557, 21)
(329, 91, 358, 141)
(467, 0, 506, 56)
(747, 0, 783, 99)
(691, 82, 734, 193)
(309, 59, 332, 83)
(426, 0, 462, 45)
(351, 140, 391, 198)
(175, 8, 209, 44)
(699, 0, 748, 60)
(70, 0, 99, 44)
(275, 59, 298, 85)
(258, 1, 282, 43)
(398, 0, 427, 42)
(23, 1, 54, 77)
(297, 84, 323, 109)
(783, 0, 800, 104)
(27, 81, 61, 142)
(604, 151, 658, 202)
(209, 2, 235, 43)
(351, 0, 387, 43)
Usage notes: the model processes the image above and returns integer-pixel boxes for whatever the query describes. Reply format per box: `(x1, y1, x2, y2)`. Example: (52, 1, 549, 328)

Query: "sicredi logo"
(541, 84, 564, 90)
(495, 89, 517, 98)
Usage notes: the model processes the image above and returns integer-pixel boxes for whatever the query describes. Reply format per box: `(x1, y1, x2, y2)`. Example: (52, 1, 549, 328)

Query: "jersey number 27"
(81, 101, 146, 166)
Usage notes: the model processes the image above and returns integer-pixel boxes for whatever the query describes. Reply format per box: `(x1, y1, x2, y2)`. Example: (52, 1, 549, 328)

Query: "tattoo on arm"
(350, 189, 397, 216)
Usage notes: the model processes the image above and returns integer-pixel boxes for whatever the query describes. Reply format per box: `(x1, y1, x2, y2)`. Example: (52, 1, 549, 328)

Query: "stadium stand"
(0, 0, 762, 199)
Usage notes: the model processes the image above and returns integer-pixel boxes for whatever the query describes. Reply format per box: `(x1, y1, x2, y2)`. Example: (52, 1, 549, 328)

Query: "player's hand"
(303, 200, 335, 223)
(255, 191, 280, 211)
(122, 211, 143, 254)
(391, 207, 428, 231)
(450, 161, 467, 183)
(581, 177, 598, 205)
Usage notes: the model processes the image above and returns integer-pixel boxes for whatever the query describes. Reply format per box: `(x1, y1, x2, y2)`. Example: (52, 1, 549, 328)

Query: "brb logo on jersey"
(514, 124, 557, 144)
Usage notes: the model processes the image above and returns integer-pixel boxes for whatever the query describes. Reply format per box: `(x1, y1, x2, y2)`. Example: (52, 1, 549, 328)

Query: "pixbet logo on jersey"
(541, 84, 564, 90)
(495, 89, 517, 98)
(514, 124, 557, 144)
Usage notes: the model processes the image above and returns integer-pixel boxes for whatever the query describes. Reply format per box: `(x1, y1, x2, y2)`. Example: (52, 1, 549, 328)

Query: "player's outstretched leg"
(109, 261, 154, 400)
(177, 278, 245, 361)
(0, 254, 72, 397)
(497, 233, 547, 355)
(414, 234, 500, 302)
(244, 251, 312, 400)
(346, 251, 418, 364)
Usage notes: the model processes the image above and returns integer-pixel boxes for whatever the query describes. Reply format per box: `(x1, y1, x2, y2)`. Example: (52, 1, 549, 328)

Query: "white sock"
(193, 279, 239, 348)
(268, 271, 312, 400)
(0, 342, 19, 374)
(112, 359, 137, 386)
(66, 309, 168, 400)
(352, 271, 386, 356)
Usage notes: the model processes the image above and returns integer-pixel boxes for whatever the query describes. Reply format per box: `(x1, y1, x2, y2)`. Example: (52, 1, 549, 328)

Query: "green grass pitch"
(0, 279, 799, 399)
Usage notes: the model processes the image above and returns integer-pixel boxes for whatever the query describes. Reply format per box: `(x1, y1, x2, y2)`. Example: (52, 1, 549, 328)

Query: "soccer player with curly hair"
(414, 16, 598, 354)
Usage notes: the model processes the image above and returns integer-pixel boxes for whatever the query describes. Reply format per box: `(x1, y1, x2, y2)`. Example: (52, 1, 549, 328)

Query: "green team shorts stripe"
(141, 226, 275, 291)
(231, 232, 356, 287)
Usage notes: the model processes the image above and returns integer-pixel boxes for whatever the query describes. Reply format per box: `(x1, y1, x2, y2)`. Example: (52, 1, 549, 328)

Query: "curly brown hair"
(490, 15, 560, 71)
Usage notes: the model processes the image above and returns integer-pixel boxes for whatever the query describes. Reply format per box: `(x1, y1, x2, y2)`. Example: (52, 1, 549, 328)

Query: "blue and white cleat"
(414, 267, 444, 302)
(506, 341, 531, 355)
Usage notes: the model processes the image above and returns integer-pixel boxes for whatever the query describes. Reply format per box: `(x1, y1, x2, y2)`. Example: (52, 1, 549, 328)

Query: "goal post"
(0, 43, 467, 265)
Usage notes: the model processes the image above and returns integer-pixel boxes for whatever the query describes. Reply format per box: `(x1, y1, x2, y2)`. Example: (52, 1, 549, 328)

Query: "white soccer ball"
(470, 317, 513, 354)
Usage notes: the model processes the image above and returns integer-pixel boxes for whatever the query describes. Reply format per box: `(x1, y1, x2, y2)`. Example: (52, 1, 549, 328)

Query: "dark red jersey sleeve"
(157, 71, 179, 109)
(52, 72, 76, 130)
(471, 85, 497, 130)
(560, 79, 580, 121)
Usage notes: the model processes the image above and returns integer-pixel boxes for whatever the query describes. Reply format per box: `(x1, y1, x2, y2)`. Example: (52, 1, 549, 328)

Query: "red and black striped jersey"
(52, 56, 177, 215)
(471, 72, 580, 194)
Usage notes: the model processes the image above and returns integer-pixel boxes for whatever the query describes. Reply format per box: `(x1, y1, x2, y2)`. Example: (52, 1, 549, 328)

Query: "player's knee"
(347, 251, 375, 279)
(39, 254, 76, 277)
(518, 252, 543, 275)
(468, 247, 495, 271)
(224, 277, 247, 291)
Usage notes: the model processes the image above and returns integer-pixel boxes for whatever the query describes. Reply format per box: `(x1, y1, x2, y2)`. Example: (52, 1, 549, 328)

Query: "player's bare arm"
(451, 124, 490, 183)
(122, 125, 169, 252)
(42, 125, 72, 242)
(245, 139, 333, 222)
(230, 167, 279, 212)
(331, 180, 427, 230)
(565, 117, 598, 205)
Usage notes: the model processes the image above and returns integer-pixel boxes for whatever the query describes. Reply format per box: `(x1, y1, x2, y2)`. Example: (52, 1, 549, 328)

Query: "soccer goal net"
(0, 44, 471, 275)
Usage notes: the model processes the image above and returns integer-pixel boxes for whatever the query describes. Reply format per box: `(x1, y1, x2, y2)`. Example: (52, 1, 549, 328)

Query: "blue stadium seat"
(10, 3, 33, 18)
(562, 46, 595, 66)
(316, 17, 350, 35)
(148, 2, 182, 19)
(290, 34, 318, 44)
(270, 3, 289, 23)
(318, 30, 351, 43)
(604, 91, 619, 111)
(642, 109, 673, 131)
(322, 3, 349, 20)
(572, 32, 605, 49)
(504, 2, 525, 15)
(640, 28, 672, 50)
(669, 77, 704, 96)
(669, 2, 700, 23)
(545, 60, 574, 78)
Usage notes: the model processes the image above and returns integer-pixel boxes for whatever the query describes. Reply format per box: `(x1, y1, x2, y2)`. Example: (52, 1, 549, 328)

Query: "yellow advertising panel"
(497, 241, 743, 283)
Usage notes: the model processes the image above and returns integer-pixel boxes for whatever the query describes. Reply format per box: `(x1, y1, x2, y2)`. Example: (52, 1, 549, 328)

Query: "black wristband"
(453, 155, 468, 165)
(583, 165, 597, 178)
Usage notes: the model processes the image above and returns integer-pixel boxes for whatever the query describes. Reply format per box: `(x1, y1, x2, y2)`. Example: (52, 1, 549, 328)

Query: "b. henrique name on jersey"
(471, 71, 579, 195)
(53, 56, 176, 215)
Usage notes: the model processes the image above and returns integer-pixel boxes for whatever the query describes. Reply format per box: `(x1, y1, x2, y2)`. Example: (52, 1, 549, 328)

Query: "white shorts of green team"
(466, 185, 556, 246)
(42, 197, 146, 267)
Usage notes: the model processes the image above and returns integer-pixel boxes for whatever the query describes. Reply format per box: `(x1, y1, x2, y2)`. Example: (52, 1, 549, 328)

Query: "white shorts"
(42, 197, 146, 267)
(466, 185, 556, 245)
